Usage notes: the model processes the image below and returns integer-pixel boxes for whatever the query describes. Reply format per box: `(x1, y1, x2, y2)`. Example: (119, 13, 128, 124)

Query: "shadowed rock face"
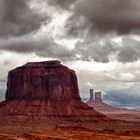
(6, 60, 80, 100)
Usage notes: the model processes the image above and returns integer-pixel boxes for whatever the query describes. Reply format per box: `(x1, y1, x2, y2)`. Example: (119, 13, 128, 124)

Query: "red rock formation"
(0, 61, 110, 122)
(95, 92, 102, 103)
(6, 60, 80, 100)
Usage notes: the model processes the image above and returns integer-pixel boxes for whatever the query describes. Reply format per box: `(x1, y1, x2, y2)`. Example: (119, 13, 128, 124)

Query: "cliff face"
(0, 61, 110, 122)
(6, 60, 80, 100)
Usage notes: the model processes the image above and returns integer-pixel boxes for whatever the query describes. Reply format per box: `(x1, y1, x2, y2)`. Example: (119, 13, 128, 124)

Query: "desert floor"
(0, 126, 140, 140)
(0, 119, 140, 140)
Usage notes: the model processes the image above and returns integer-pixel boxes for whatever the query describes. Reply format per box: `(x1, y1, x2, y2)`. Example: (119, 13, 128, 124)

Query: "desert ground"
(0, 125, 140, 140)
(0, 116, 140, 140)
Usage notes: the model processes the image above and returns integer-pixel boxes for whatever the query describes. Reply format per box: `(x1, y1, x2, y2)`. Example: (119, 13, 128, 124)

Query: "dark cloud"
(48, 0, 76, 10)
(0, 0, 48, 37)
(65, 14, 89, 37)
(74, 0, 140, 34)
(0, 38, 75, 61)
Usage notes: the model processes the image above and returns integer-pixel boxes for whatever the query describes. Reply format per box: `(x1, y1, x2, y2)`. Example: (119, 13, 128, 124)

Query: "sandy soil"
(0, 127, 140, 140)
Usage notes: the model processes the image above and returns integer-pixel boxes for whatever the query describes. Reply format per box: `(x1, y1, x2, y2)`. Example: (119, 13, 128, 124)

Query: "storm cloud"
(0, 0, 47, 37)
(74, 0, 140, 34)
(48, 0, 76, 9)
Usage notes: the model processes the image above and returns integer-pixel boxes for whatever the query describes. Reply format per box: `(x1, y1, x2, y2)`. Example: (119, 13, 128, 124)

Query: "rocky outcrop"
(0, 61, 111, 122)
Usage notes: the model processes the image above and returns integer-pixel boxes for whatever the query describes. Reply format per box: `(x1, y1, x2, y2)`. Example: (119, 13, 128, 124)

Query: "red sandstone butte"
(0, 60, 110, 122)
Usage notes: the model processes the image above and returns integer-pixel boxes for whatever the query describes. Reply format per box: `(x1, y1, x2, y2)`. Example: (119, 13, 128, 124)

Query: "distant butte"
(86, 89, 115, 112)
(86, 89, 140, 122)
(0, 60, 110, 123)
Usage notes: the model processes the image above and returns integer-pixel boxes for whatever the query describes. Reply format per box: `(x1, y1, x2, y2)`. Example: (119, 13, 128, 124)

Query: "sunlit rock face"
(6, 60, 81, 100)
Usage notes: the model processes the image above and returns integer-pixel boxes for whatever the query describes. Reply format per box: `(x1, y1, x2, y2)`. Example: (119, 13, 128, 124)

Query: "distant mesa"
(0, 60, 110, 122)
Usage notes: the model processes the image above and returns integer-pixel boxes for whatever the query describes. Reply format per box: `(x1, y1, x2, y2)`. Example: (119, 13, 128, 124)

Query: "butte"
(0, 60, 110, 124)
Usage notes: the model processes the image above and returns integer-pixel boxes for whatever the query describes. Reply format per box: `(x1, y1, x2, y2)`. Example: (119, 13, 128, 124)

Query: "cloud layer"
(1, 35, 140, 64)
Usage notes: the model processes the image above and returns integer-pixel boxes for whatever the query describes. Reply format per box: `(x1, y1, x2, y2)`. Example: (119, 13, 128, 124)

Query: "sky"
(0, 0, 140, 109)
